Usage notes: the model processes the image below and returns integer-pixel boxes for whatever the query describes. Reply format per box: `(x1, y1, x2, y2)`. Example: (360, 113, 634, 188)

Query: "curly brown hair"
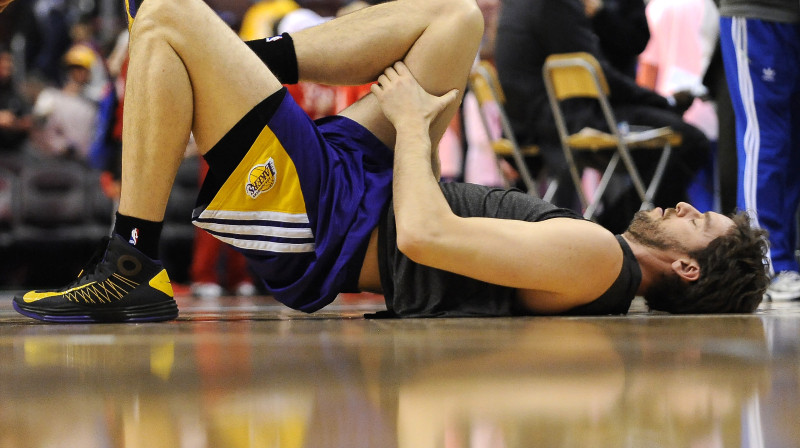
(643, 212, 770, 314)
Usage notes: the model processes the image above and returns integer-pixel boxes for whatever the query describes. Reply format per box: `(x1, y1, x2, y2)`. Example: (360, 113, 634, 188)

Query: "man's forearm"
(393, 126, 449, 218)
(368, 60, 459, 251)
(392, 125, 453, 254)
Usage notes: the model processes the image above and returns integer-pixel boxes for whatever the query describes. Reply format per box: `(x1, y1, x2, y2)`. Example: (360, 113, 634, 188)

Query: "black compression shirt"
(375, 183, 641, 318)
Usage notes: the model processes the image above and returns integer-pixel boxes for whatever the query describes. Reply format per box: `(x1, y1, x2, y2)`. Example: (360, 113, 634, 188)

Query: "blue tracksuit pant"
(720, 16, 800, 274)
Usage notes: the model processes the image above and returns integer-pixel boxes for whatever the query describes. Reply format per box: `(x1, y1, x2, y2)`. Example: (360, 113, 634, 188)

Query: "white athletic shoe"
(191, 282, 224, 299)
(766, 271, 800, 301)
(235, 282, 257, 297)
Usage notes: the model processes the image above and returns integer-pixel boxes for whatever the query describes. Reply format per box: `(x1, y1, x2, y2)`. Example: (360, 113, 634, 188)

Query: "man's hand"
(0, 110, 15, 127)
(0, 0, 16, 13)
(670, 90, 695, 115)
(583, 0, 603, 17)
(370, 61, 458, 131)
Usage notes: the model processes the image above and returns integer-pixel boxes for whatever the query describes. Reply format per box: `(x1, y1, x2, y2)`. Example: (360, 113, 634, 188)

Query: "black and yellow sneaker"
(13, 235, 178, 323)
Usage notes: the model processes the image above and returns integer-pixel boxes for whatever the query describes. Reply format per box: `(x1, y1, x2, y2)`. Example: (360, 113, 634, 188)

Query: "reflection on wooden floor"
(1, 293, 798, 448)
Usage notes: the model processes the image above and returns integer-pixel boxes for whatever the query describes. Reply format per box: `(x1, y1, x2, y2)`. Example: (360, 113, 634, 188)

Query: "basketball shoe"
(765, 271, 800, 301)
(13, 234, 178, 323)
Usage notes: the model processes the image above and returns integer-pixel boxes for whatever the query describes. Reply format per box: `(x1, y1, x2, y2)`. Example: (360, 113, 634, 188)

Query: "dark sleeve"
(541, 0, 669, 109)
(591, 0, 651, 64)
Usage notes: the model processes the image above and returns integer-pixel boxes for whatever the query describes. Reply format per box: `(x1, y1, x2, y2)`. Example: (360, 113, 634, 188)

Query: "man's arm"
(371, 62, 623, 300)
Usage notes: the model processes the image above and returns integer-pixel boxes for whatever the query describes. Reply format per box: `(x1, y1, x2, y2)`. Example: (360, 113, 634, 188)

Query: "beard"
(624, 210, 687, 252)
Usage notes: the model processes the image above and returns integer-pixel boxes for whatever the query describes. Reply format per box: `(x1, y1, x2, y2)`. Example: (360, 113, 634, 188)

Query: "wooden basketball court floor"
(1, 292, 798, 448)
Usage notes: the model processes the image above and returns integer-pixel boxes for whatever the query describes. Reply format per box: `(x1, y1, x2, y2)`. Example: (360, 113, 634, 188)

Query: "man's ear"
(671, 258, 700, 282)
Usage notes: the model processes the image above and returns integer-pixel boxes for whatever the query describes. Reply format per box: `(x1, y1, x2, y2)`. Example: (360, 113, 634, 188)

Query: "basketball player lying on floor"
(8, 0, 769, 323)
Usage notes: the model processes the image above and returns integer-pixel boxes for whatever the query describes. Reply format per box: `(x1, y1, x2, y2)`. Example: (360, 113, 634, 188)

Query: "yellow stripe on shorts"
(195, 124, 315, 253)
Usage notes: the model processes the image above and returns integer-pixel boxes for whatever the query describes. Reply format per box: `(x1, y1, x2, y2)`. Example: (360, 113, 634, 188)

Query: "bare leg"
(119, 0, 282, 221)
(294, 0, 484, 152)
(120, 0, 481, 221)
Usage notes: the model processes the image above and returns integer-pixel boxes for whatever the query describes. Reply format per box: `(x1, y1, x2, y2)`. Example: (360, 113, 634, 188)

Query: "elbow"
(395, 216, 449, 264)
(395, 222, 430, 264)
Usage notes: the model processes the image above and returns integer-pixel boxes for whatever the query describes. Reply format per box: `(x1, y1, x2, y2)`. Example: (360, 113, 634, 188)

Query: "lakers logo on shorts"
(245, 158, 277, 199)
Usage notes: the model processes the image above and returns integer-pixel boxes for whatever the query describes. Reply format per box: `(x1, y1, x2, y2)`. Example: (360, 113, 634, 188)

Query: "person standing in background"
(0, 46, 32, 152)
(718, 0, 800, 301)
(638, 0, 721, 213)
(590, 0, 650, 79)
(30, 44, 98, 160)
(494, 0, 708, 233)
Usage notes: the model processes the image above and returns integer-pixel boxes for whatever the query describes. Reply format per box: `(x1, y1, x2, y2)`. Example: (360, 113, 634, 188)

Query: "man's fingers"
(383, 65, 399, 81)
(376, 73, 389, 89)
(393, 61, 411, 77)
(432, 89, 459, 116)
(441, 89, 459, 107)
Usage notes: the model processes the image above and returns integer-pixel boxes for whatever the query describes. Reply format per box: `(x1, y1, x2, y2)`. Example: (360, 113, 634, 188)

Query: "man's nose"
(675, 202, 700, 217)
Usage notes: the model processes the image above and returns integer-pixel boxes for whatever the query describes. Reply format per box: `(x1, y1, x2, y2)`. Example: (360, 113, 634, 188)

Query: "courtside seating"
(469, 60, 556, 200)
(542, 52, 681, 219)
(0, 166, 16, 248)
(14, 160, 99, 246)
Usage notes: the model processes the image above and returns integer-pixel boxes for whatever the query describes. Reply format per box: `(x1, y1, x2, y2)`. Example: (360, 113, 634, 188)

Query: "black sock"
(113, 212, 163, 259)
(244, 33, 299, 84)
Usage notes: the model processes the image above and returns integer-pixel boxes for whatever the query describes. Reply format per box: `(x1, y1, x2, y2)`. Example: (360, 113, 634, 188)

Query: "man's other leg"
(12, 0, 286, 322)
(121, 0, 283, 223)
(293, 0, 484, 154)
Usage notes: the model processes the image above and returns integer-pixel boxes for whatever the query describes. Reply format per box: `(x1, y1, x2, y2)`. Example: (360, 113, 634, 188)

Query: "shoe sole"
(13, 299, 178, 323)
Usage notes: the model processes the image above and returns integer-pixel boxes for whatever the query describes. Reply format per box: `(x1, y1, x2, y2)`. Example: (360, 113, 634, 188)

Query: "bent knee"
(420, 0, 483, 27)
(130, 0, 199, 39)
(441, 0, 484, 43)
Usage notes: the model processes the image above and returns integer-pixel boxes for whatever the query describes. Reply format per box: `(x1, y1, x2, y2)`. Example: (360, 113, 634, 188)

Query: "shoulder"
(534, 218, 623, 295)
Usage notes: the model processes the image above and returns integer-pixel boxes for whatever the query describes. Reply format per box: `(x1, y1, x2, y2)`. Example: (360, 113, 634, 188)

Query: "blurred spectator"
(638, 0, 720, 212)
(0, 0, 35, 49)
(90, 56, 125, 203)
(494, 0, 711, 232)
(590, 0, 649, 79)
(0, 46, 32, 152)
(68, 18, 112, 103)
(477, 0, 501, 62)
(30, 43, 98, 160)
(718, 0, 800, 300)
(106, 29, 129, 78)
(639, 0, 719, 143)
(31, 0, 72, 85)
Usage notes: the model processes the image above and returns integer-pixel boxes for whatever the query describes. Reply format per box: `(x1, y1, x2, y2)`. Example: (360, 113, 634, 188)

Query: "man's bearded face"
(625, 209, 688, 253)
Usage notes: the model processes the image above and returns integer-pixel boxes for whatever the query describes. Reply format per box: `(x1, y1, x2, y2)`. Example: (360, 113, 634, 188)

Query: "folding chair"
(469, 61, 556, 201)
(542, 52, 681, 219)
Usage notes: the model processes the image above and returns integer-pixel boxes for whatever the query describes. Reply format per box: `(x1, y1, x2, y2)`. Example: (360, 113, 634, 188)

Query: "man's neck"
(621, 232, 673, 296)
